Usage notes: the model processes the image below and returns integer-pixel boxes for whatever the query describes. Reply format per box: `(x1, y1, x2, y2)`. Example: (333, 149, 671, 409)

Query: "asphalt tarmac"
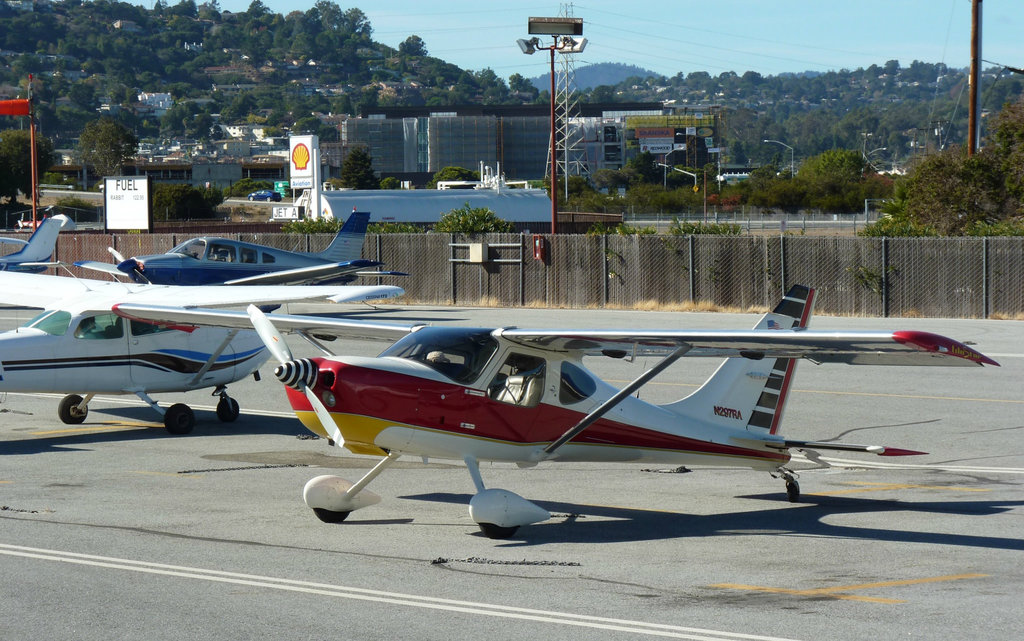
(1, 303, 1021, 641)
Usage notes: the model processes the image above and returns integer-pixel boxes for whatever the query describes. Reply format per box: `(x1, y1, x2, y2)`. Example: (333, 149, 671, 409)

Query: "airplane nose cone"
(117, 257, 145, 272)
(274, 358, 318, 390)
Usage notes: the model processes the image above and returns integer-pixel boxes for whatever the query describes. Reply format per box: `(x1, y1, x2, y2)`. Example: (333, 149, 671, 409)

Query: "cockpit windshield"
(169, 239, 207, 259)
(22, 309, 72, 336)
(378, 326, 498, 384)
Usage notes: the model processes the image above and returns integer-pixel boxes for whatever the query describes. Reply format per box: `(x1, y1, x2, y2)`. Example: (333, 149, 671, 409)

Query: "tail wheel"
(216, 396, 240, 422)
(57, 394, 88, 424)
(786, 479, 801, 503)
(164, 403, 195, 434)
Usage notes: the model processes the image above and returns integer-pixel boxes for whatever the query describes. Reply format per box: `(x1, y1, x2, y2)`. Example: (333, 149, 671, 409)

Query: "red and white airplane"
(116, 285, 998, 538)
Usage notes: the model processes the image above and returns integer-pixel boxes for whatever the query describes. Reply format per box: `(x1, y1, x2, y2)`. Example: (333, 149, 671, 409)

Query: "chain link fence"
(33, 232, 1024, 318)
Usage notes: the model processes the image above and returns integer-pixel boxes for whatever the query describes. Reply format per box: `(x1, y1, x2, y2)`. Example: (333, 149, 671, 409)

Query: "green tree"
(339, 146, 378, 189)
(433, 202, 513, 233)
(903, 147, 1009, 235)
(152, 183, 219, 220)
(78, 118, 138, 177)
(399, 35, 427, 57)
(0, 129, 55, 203)
(426, 165, 478, 188)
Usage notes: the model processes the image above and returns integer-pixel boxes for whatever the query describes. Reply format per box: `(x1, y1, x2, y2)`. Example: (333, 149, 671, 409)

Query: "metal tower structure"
(547, 4, 589, 192)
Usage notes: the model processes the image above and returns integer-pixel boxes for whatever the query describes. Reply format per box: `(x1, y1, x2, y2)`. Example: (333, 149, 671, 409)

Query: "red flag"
(0, 99, 30, 116)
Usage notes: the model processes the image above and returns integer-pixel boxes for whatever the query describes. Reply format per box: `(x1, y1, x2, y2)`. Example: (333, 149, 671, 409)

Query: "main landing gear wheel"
(57, 394, 88, 424)
(312, 508, 351, 523)
(478, 523, 519, 540)
(215, 396, 240, 422)
(164, 403, 195, 434)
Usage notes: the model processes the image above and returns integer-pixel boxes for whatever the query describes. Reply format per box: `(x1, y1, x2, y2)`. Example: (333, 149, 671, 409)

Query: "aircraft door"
(55, 313, 131, 393)
(126, 319, 202, 390)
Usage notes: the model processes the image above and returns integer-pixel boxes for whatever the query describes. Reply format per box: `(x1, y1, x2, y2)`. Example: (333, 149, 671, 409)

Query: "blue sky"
(204, 1, 1020, 80)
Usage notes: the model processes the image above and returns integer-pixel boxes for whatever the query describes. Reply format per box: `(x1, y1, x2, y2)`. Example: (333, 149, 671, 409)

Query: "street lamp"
(518, 16, 586, 234)
(762, 139, 794, 177)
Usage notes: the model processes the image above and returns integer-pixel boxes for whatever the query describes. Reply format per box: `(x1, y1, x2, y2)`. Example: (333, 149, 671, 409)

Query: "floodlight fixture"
(528, 16, 583, 36)
(516, 38, 538, 55)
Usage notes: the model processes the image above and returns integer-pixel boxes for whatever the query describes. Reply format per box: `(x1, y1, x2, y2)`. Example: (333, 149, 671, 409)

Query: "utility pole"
(968, 0, 982, 156)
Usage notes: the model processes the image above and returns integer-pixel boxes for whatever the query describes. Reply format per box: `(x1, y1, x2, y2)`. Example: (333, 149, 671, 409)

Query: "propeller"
(107, 246, 126, 263)
(109, 247, 150, 284)
(246, 304, 344, 447)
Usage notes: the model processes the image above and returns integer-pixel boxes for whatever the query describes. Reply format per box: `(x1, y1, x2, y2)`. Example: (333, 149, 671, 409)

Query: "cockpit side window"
(488, 353, 547, 407)
(208, 242, 235, 262)
(559, 361, 597, 404)
(239, 247, 258, 264)
(73, 313, 124, 340)
(24, 310, 72, 336)
(130, 320, 173, 337)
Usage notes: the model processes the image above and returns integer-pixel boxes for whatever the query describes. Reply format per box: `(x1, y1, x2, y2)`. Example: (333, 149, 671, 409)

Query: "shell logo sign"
(289, 134, 317, 189)
(291, 143, 311, 170)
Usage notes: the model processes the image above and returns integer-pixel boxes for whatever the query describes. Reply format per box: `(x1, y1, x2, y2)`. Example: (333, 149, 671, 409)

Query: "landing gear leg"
(134, 391, 195, 435)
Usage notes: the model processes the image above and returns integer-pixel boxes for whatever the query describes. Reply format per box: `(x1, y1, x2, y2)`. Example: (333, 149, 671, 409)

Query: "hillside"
(0, 1, 1021, 166)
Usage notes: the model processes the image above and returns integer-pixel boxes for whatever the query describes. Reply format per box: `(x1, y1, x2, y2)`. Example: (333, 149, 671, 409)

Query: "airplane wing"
(74, 260, 129, 279)
(494, 328, 998, 367)
(221, 260, 385, 286)
(0, 271, 404, 312)
(112, 303, 421, 341)
(0, 271, 111, 308)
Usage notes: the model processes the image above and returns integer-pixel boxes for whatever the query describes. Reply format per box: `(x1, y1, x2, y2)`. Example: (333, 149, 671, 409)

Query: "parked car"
(247, 190, 282, 202)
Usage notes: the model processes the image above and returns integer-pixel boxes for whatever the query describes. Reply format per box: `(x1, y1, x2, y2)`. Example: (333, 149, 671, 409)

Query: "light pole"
(518, 16, 585, 234)
(762, 139, 794, 177)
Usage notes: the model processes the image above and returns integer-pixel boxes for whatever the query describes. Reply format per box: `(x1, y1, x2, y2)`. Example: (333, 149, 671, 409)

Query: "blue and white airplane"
(1, 214, 75, 273)
(76, 211, 403, 286)
(0, 269, 404, 433)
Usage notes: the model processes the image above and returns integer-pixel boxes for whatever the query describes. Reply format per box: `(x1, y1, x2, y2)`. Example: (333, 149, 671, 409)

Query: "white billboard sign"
(104, 176, 151, 231)
(640, 138, 673, 154)
(289, 134, 317, 189)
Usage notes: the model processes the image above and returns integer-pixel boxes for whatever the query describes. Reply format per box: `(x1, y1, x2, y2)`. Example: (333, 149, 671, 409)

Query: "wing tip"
(892, 330, 1000, 367)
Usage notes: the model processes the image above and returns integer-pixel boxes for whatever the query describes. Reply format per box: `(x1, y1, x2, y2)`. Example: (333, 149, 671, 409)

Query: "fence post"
(602, 234, 608, 306)
(982, 236, 989, 318)
(881, 237, 889, 318)
(779, 234, 787, 296)
(688, 234, 695, 303)
(450, 233, 456, 304)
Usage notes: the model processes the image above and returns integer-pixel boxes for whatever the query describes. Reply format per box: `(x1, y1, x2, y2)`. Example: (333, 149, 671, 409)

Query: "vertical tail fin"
(315, 211, 370, 263)
(2, 214, 73, 267)
(663, 285, 815, 436)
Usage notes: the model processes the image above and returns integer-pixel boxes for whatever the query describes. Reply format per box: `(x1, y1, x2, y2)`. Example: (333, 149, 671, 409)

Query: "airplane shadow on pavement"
(400, 491, 1024, 551)
(0, 407, 306, 455)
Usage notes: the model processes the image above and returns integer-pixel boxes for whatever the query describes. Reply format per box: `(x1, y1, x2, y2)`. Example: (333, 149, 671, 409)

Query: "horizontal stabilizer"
(733, 437, 927, 457)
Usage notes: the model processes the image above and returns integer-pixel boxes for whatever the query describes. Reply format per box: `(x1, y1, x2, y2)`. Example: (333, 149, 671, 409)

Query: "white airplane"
(0, 270, 403, 433)
(115, 285, 998, 538)
(1, 214, 74, 272)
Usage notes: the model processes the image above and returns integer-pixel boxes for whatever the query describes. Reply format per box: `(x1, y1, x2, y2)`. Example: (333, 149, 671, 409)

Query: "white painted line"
(0, 543, 805, 641)
(791, 453, 1024, 474)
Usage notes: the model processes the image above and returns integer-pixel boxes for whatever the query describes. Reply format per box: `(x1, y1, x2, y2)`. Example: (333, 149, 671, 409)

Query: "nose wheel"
(214, 390, 240, 422)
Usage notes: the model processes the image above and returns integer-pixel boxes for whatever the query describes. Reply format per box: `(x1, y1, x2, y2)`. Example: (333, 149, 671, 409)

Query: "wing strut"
(188, 329, 238, 386)
(540, 344, 692, 457)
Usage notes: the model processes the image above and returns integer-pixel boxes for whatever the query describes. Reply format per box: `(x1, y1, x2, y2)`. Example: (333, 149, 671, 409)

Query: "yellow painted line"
(0, 480, 12, 484)
(31, 422, 159, 436)
(711, 573, 987, 604)
(809, 481, 992, 496)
